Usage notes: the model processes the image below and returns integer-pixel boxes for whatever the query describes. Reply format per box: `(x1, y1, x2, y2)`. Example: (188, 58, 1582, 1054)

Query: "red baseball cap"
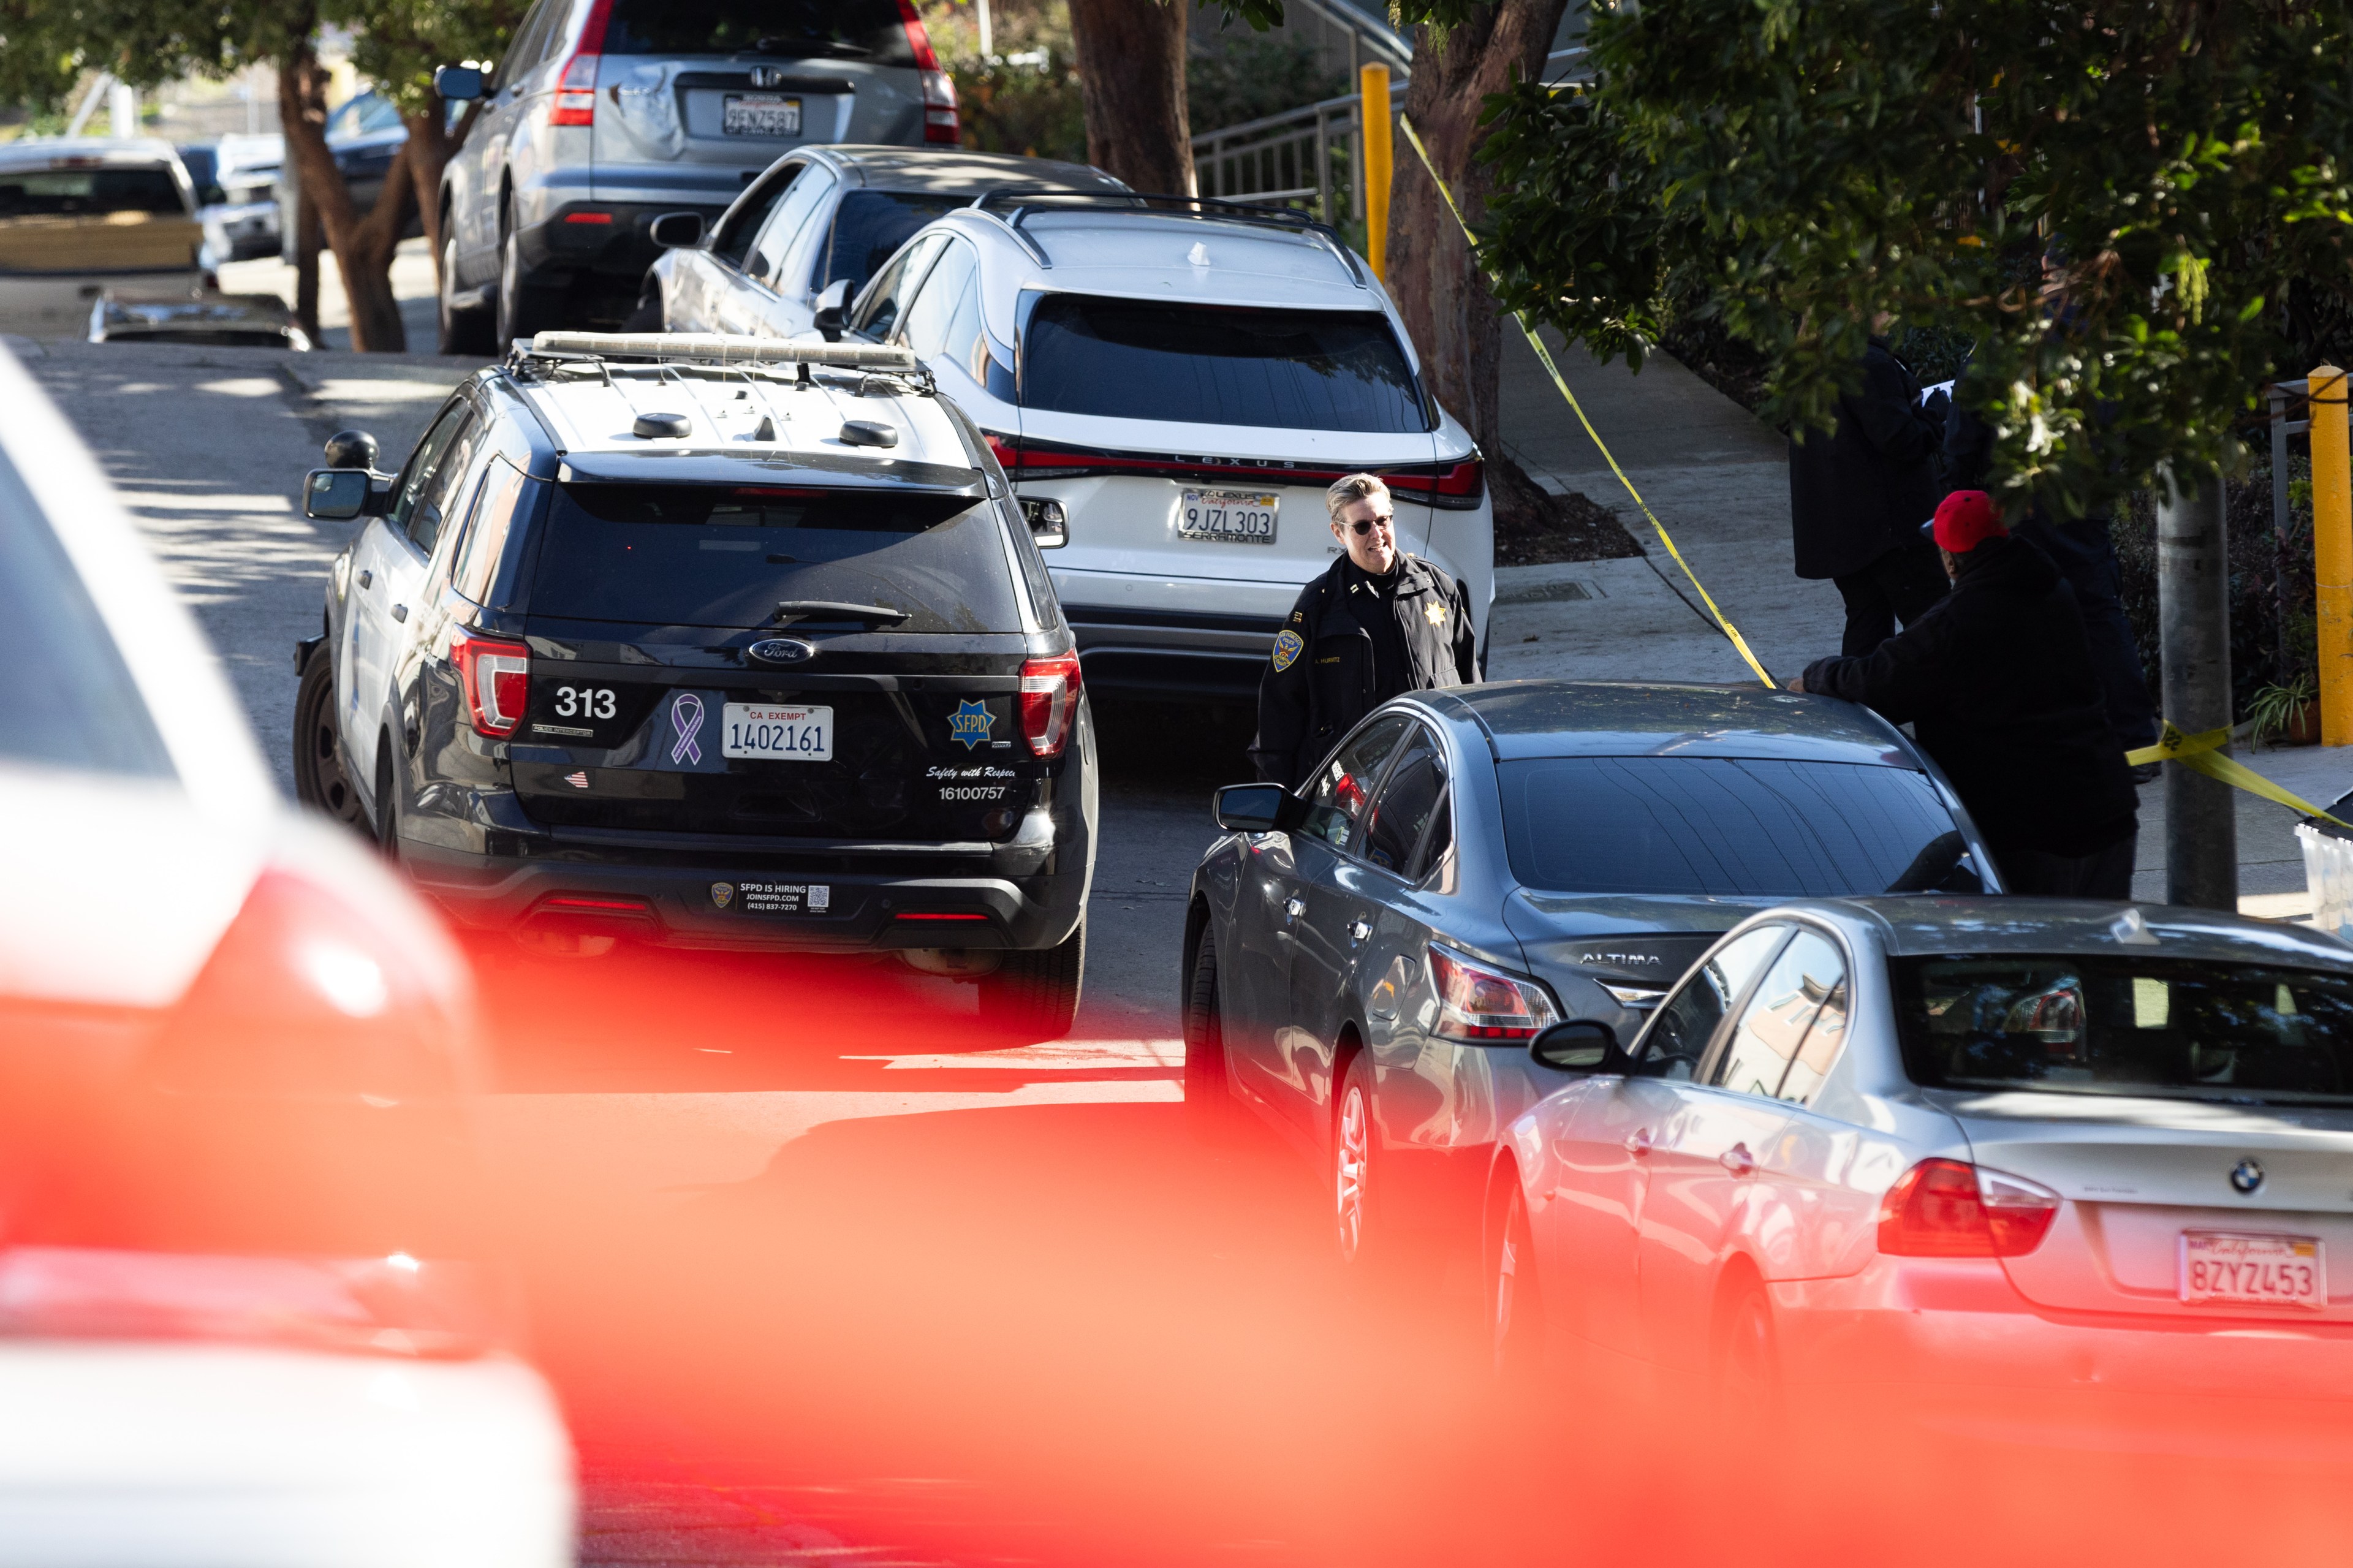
(1923, 490, 2007, 552)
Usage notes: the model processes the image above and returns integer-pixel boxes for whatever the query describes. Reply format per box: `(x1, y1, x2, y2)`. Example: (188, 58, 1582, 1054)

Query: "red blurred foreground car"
(0, 344, 572, 1564)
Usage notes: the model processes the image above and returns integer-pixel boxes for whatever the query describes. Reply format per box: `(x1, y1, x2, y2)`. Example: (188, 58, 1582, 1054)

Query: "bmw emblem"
(2230, 1158, 2265, 1195)
(748, 638, 815, 666)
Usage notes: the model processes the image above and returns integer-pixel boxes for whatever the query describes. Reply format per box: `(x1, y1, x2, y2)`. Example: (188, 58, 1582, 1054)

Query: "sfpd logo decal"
(947, 699, 995, 749)
(711, 882, 735, 909)
(1271, 629, 1305, 672)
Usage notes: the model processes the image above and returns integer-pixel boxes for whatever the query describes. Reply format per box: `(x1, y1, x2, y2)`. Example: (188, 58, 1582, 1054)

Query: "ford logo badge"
(748, 638, 816, 666)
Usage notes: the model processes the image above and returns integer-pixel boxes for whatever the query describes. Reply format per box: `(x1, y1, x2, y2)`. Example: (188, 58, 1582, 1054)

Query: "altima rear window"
(1498, 757, 1968, 898)
(1894, 956, 2353, 1106)
(1020, 297, 1428, 433)
(530, 483, 1022, 633)
(602, 0, 915, 62)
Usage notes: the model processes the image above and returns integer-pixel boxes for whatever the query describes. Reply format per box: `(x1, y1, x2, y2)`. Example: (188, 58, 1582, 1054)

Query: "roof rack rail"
(965, 188, 1366, 285)
(519, 332, 922, 374)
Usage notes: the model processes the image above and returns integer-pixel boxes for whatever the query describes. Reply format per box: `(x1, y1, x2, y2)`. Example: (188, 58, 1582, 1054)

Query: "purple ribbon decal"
(669, 692, 705, 765)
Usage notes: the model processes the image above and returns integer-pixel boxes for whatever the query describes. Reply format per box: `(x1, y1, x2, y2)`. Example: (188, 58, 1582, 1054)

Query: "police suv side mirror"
(813, 279, 851, 342)
(433, 64, 484, 102)
(1531, 1020, 1631, 1075)
(303, 468, 373, 521)
(1214, 782, 1306, 835)
(650, 211, 705, 249)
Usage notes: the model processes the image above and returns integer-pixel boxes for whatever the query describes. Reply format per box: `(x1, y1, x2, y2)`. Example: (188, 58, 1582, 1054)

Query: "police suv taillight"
(451, 626, 530, 737)
(1428, 945, 1560, 1042)
(1019, 653, 1083, 758)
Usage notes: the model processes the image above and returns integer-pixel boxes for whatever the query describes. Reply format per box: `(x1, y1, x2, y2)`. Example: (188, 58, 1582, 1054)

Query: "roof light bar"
(523, 332, 923, 373)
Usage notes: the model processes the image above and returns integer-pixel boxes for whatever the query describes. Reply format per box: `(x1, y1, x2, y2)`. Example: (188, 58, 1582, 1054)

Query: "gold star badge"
(1424, 600, 1447, 627)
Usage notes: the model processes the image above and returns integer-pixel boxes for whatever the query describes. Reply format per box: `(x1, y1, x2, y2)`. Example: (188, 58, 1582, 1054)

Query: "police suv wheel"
(292, 645, 366, 834)
(978, 917, 1085, 1042)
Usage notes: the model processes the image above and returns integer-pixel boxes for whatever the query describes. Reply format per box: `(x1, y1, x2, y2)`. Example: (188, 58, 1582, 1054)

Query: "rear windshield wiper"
(772, 599, 909, 626)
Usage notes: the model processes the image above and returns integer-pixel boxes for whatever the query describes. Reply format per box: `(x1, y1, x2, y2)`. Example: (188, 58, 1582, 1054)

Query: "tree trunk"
(1067, 0, 1194, 195)
(278, 39, 414, 351)
(1387, 0, 1569, 456)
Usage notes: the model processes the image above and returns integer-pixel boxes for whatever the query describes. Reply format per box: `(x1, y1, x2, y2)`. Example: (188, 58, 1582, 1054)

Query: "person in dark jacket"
(1791, 490, 2139, 898)
(1789, 332, 1953, 656)
(1251, 473, 1479, 790)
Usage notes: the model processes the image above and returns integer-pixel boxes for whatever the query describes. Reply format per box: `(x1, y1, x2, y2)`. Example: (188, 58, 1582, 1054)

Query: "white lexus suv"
(831, 194, 1493, 700)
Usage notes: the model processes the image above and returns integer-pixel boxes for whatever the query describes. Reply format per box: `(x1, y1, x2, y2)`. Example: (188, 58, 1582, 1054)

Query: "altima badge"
(2230, 1158, 2265, 1195)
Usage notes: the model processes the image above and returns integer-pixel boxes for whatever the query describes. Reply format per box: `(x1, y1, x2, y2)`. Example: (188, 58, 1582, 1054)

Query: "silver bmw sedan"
(1487, 896, 2353, 1448)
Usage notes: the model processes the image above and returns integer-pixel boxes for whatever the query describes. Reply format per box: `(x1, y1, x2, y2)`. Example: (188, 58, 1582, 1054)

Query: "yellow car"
(0, 138, 207, 335)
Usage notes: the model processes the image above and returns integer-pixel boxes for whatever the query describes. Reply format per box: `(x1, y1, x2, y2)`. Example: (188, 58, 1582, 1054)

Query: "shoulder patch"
(1271, 629, 1305, 672)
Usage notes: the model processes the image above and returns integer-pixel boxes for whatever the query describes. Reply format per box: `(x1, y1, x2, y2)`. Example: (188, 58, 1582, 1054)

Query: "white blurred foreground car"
(0, 345, 572, 1564)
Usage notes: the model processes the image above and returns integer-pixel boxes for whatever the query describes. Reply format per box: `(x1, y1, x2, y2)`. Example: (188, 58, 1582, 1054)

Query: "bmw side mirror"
(1531, 1020, 1630, 1075)
(650, 211, 705, 249)
(433, 64, 484, 102)
(303, 468, 371, 521)
(1214, 782, 1306, 834)
(813, 279, 851, 343)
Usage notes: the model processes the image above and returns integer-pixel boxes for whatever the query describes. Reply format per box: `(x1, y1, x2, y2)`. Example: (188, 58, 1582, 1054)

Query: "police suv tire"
(438, 224, 494, 356)
(293, 644, 366, 835)
(979, 917, 1085, 1042)
(1183, 923, 1236, 1143)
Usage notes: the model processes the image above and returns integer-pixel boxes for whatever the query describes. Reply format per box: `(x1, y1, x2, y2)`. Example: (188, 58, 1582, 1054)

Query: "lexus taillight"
(1020, 652, 1082, 758)
(1381, 456, 1485, 512)
(1428, 945, 1559, 1042)
(1877, 1158, 2060, 1258)
(983, 431, 1020, 473)
(451, 625, 530, 737)
(896, 0, 959, 143)
(549, 0, 613, 127)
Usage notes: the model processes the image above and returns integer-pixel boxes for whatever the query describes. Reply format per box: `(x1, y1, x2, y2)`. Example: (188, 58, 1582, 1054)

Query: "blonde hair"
(1325, 472, 1391, 525)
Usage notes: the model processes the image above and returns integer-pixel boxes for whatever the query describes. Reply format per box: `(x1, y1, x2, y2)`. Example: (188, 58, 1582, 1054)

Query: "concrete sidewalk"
(1480, 324, 2353, 915)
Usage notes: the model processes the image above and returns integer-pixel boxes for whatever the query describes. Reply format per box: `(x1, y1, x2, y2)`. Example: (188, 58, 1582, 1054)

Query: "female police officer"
(1249, 474, 1480, 790)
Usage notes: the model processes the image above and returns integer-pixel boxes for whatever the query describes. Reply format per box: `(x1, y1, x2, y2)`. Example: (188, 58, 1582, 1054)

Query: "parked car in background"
(433, 0, 961, 350)
(183, 134, 283, 261)
(271, 93, 424, 262)
(1487, 898, 2353, 1452)
(0, 342, 572, 1563)
(295, 331, 1096, 1039)
(632, 145, 1120, 342)
(0, 140, 207, 335)
(1184, 681, 2002, 1269)
(839, 192, 1495, 700)
(90, 289, 311, 349)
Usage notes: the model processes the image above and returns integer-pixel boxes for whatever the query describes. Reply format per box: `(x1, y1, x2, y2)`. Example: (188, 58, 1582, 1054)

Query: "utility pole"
(2157, 464, 2237, 910)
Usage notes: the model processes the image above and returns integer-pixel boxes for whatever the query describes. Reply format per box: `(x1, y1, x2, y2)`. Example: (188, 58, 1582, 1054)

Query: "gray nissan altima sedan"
(1485, 897, 2353, 1447)
(1179, 680, 2006, 1265)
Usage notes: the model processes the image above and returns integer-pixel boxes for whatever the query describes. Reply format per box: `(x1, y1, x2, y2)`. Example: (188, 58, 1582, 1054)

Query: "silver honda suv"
(432, 0, 958, 352)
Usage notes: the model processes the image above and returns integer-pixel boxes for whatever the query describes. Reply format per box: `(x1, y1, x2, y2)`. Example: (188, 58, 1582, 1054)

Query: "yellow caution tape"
(1396, 114, 1777, 690)
(2128, 721, 2352, 829)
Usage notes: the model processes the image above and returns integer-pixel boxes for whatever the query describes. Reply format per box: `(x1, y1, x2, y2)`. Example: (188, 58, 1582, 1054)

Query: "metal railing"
(1191, 88, 1401, 227)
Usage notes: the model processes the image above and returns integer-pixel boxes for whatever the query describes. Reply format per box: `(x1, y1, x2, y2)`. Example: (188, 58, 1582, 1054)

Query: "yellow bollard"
(2314, 364, 2353, 746)
(1360, 64, 1392, 283)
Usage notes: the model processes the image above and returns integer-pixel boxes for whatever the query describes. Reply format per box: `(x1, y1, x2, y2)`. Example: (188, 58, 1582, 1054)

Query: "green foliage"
(1188, 34, 1346, 132)
(956, 55, 1088, 162)
(1477, 0, 2353, 523)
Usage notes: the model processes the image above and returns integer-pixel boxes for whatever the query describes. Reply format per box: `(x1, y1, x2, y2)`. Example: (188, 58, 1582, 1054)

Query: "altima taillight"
(1428, 945, 1560, 1042)
(1020, 653, 1083, 757)
(451, 626, 530, 737)
(1877, 1159, 2060, 1257)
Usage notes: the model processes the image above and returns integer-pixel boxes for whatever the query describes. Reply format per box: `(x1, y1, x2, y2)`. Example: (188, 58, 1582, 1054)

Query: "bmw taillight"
(1019, 652, 1082, 758)
(451, 626, 530, 737)
(896, 0, 959, 143)
(549, 0, 613, 127)
(1877, 1158, 2061, 1257)
(1428, 945, 1560, 1042)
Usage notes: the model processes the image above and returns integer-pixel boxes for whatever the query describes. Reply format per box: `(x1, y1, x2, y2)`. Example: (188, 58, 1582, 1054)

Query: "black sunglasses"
(1346, 513, 1395, 537)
